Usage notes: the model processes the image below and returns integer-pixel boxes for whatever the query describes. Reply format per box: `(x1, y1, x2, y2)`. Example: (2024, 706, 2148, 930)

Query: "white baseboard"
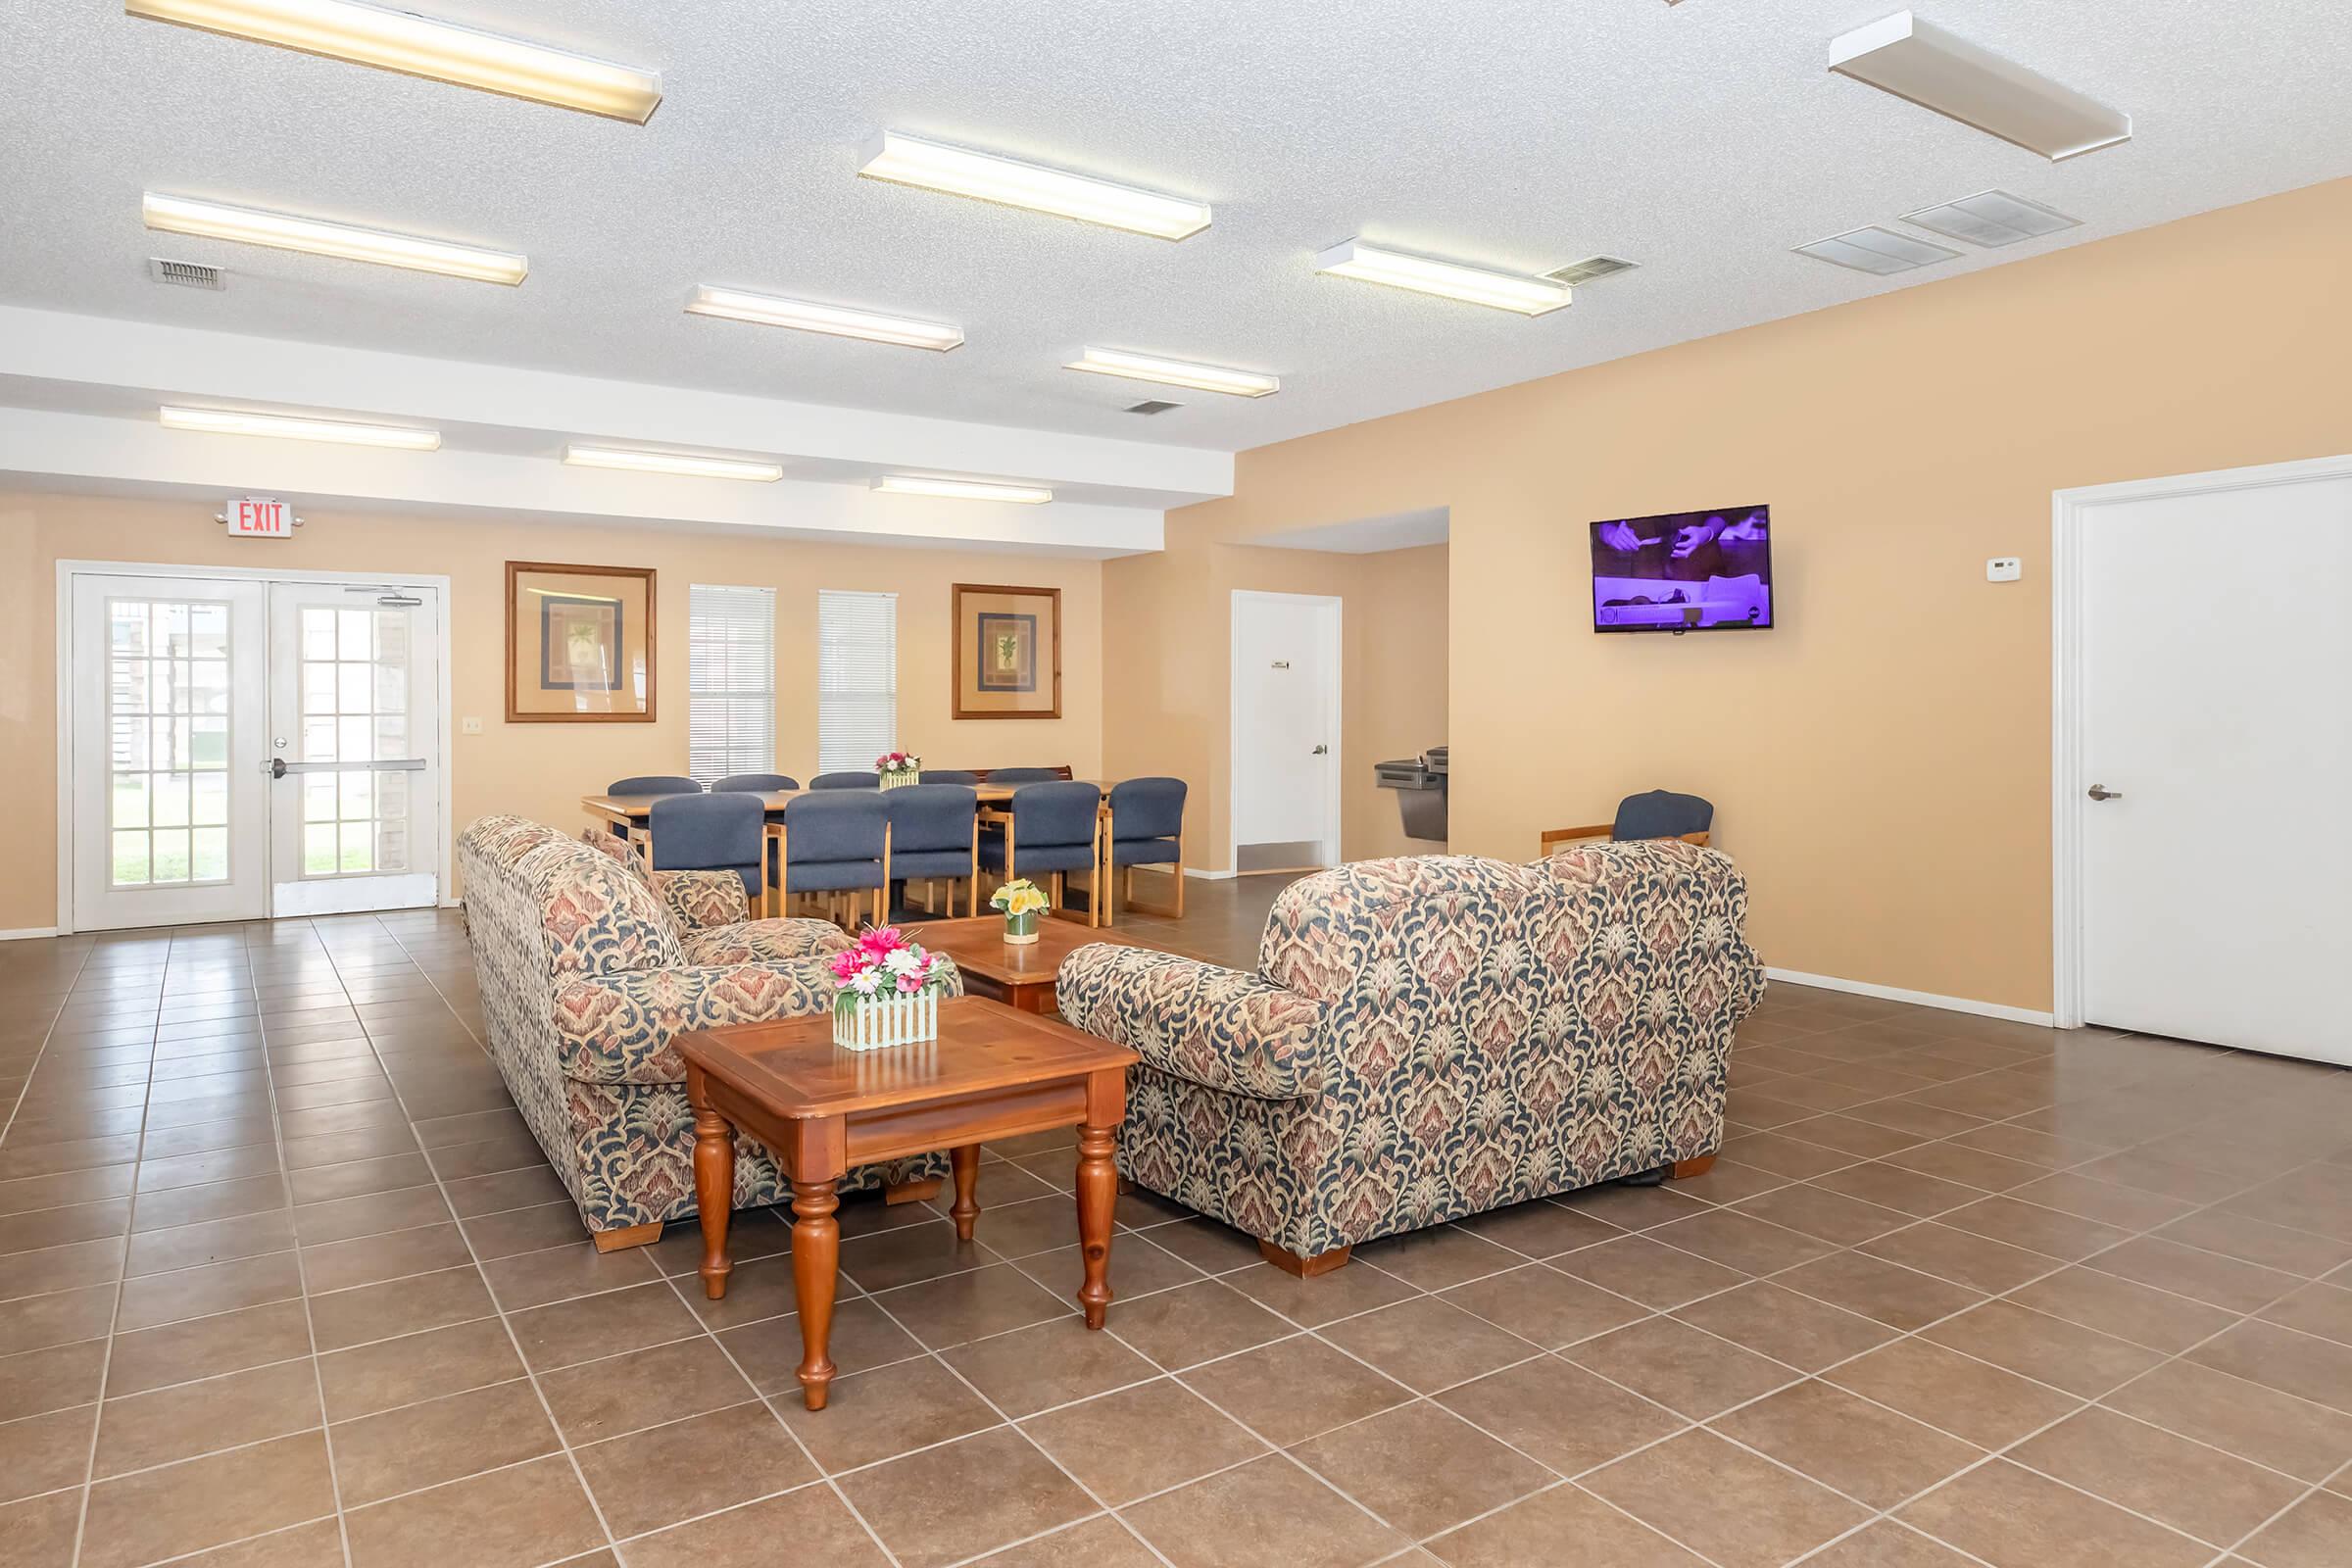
(1764, 966, 2057, 1028)
(0, 926, 61, 942)
(1183, 867, 1237, 881)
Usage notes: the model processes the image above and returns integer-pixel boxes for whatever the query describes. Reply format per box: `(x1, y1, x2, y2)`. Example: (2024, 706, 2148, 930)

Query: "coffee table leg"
(950, 1145, 981, 1242)
(789, 1179, 841, 1409)
(692, 1108, 734, 1300)
(1074, 1123, 1117, 1329)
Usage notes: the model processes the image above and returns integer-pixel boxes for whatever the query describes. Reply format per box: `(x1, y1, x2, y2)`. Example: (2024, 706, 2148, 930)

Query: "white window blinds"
(816, 590, 897, 773)
(687, 584, 776, 783)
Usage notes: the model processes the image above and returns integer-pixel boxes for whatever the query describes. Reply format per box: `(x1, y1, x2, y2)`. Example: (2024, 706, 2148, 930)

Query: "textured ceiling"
(1, 1, 2346, 454)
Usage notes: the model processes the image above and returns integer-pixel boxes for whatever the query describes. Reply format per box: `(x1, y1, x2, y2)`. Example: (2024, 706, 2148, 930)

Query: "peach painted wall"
(1105, 176, 2352, 1011)
(0, 493, 1102, 930)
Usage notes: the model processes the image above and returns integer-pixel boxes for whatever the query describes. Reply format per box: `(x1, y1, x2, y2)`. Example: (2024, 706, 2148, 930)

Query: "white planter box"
(831, 991, 939, 1051)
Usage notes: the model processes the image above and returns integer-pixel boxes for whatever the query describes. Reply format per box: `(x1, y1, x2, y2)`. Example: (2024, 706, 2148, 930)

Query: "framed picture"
(505, 562, 656, 722)
(953, 583, 1061, 719)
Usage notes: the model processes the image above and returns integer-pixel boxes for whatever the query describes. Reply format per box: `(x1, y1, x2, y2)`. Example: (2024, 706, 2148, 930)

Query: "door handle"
(2086, 784, 2123, 802)
(265, 759, 428, 777)
(1311, 744, 1329, 755)
(265, 758, 287, 779)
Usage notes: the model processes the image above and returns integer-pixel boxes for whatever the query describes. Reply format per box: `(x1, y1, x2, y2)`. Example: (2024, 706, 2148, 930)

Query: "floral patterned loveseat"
(457, 815, 952, 1248)
(1055, 840, 1763, 1269)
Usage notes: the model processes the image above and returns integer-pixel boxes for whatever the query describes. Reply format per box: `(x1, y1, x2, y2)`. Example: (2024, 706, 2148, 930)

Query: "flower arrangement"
(874, 750, 921, 790)
(827, 927, 949, 1049)
(991, 878, 1049, 945)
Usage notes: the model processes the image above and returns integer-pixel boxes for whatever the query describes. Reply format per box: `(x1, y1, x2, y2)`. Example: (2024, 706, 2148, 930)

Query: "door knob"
(2086, 784, 2122, 802)
(1311, 744, 1329, 755)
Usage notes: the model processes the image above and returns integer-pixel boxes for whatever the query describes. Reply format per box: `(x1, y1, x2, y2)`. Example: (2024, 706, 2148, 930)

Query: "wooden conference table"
(580, 782, 1120, 921)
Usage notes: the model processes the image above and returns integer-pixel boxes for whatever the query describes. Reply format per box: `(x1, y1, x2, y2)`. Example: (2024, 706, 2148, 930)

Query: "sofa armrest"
(553, 956, 965, 1085)
(1056, 946, 1325, 1101)
(652, 870, 750, 935)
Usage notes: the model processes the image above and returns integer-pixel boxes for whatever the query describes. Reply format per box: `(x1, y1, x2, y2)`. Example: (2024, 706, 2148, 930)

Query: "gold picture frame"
(952, 583, 1061, 720)
(505, 562, 656, 722)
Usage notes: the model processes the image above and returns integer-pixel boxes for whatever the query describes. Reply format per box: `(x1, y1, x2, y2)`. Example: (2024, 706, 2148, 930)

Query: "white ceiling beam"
(0, 406, 1164, 559)
(0, 305, 1232, 504)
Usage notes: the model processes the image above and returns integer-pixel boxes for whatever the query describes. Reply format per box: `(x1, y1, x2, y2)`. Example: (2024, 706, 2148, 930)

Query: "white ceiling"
(2, 1, 2348, 456)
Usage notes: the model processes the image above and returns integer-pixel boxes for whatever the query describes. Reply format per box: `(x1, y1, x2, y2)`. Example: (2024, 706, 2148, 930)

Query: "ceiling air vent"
(1793, 225, 1959, 276)
(1546, 256, 1639, 286)
(1124, 400, 1182, 416)
(1902, 189, 2080, 248)
(148, 257, 224, 290)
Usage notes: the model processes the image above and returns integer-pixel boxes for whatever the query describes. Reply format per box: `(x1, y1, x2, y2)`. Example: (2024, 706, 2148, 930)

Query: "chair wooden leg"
(1256, 1239, 1351, 1277)
(1669, 1155, 1717, 1180)
(591, 1220, 663, 1253)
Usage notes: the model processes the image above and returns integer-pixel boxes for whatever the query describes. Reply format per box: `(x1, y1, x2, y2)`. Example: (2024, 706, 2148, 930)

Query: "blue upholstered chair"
(647, 793, 765, 901)
(1540, 790, 1714, 857)
(979, 781, 1103, 927)
(1104, 777, 1187, 924)
(773, 791, 890, 925)
(917, 769, 979, 786)
(605, 774, 701, 837)
(711, 773, 799, 793)
(983, 766, 1064, 785)
(885, 785, 979, 917)
(809, 771, 878, 790)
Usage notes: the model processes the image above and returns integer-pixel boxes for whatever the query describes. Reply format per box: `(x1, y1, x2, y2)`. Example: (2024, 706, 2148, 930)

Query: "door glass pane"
(294, 596, 420, 881)
(105, 597, 233, 888)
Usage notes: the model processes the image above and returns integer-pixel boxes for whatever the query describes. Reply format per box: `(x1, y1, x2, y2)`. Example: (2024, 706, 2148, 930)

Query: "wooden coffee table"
(906, 915, 1148, 1013)
(677, 998, 1138, 1410)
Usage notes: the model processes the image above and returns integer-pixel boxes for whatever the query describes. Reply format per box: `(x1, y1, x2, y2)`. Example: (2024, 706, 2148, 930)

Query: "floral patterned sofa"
(457, 815, 953, 1249)
(1055, 840, 1763, 1271)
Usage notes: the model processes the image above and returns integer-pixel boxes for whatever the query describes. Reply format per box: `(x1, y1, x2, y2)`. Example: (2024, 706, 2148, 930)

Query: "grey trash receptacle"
(1375, 747, 1448, 842)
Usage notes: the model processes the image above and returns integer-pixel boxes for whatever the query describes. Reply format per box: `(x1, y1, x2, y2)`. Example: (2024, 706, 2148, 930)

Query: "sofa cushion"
(527, 843, 684, 978)
(682, 918, 853, 966)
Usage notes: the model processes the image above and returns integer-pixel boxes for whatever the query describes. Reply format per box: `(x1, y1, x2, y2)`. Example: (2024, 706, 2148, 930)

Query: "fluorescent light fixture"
(143, 192, 526, 284)
(684, 285, 962, 351)
(1312, 239, 1571, 316)
(1902, 188, 2080, 247)
(872, 475, 1053, 506)
(1064, 348, 1277, 399)
(161, 405, 441, 449)
(125, 0, 662, 122)
(858, 131, 1210, 241)
(1793, 224, 1960, 275)
(564, 445, 781, 482)
(1829, 11, 2131, 162)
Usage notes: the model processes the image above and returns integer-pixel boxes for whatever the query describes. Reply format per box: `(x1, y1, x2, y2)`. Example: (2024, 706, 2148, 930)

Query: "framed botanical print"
(952, 583, 1061, 719)
(505, 562, 656, 722)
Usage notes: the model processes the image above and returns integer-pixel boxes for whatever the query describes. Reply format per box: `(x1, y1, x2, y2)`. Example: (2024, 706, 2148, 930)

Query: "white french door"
(71, 575, 270, 929)
(265, 583, 442, 916)
(67, 569, 444, 931)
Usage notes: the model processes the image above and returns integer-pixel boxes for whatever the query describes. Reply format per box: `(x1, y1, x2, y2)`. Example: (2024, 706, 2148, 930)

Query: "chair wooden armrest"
(1538, 823, 1613, 856)
(976, 807, 1012, 826)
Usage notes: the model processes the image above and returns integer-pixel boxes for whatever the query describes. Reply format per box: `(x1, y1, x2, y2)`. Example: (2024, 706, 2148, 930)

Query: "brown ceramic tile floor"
(3, 878, 2351, 1565)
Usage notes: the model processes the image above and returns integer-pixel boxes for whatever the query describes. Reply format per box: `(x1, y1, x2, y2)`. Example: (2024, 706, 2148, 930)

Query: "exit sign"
(226, 496, 294, 539)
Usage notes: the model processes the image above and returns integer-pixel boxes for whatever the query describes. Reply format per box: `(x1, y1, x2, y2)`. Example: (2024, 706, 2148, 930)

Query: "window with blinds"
(816, 589, 897, 773)
(687, 584, 776, 783)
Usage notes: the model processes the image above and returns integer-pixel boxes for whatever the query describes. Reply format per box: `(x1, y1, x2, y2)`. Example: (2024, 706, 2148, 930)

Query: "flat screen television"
(1590, 505, 1773, 633)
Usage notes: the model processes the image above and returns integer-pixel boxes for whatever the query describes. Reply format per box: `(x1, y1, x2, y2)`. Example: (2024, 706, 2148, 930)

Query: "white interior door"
(2077, 466, 2352, 1060)
(71, 574, 269, 930)
(266, 583, 443, 916)
(1231, 591, 1341, 868)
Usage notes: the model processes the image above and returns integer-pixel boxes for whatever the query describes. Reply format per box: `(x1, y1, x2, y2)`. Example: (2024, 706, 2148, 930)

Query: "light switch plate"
(1985, 557, 2022, 582)
(461, 716, 483, 734)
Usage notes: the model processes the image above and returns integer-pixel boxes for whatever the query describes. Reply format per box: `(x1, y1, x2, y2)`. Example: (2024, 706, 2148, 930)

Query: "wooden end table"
(903, 915, 1149, 1014)
(677, 998, 1138, 1410)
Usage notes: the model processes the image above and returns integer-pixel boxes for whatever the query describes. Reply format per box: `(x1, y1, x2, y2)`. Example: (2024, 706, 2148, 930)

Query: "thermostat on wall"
(1986, 557, 2022, 582)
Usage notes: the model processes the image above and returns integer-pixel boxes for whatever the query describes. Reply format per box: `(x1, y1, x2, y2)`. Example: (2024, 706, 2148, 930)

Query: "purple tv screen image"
(1590, 506, 1773, 632)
